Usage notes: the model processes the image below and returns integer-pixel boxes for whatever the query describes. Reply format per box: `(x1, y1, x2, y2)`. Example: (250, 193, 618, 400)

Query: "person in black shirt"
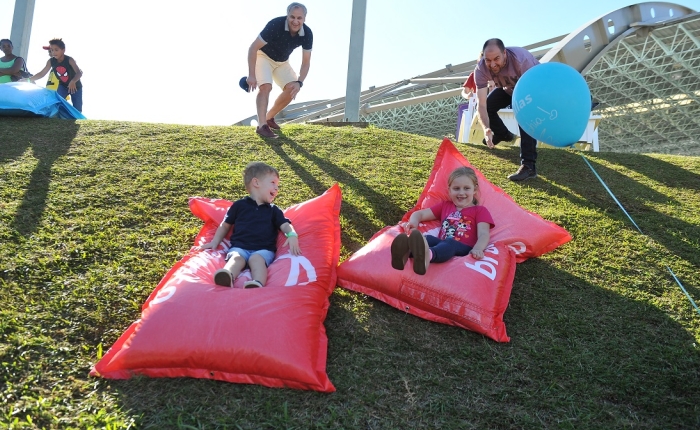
(245, 3, 313, 138)
(194, 162, 302, 288)
(30, 38, 84, 112)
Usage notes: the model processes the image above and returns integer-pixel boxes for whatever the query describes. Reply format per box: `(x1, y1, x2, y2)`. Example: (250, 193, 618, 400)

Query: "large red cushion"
(90, 184, 342, 392)
(337, 139, 571, 342)
(409, 138, 571, 262)
(338, 235, 517, 342)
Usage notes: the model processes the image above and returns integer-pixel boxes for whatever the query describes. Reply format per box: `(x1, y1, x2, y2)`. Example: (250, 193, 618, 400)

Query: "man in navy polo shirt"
(246, 2, 313, 138)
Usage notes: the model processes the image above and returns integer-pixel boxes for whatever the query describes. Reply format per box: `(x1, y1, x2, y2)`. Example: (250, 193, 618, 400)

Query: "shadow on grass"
(550, 152, 698, 265)
(263, 135, 408, 252)
(462, 144, 700, 266)
(326, 260, 700, 428)
(1, 118, 79, 238)
(598, 151, 700, 189)
(99, 260, 700, 428)
(457, 144, 700, 306)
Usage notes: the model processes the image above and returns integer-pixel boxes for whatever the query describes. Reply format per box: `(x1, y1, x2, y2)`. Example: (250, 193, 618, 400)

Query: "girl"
(391, 167, 494, 275)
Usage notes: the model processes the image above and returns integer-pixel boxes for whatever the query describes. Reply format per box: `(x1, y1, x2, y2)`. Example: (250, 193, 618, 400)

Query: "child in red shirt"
(391, 167, 494, 275)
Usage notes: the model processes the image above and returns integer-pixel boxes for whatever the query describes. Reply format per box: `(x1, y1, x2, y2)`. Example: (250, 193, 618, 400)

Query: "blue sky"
(2, 0, 698, 126)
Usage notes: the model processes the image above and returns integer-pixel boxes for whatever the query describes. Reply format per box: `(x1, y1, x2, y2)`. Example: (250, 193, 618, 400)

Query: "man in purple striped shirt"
(474, 38, 540, 181)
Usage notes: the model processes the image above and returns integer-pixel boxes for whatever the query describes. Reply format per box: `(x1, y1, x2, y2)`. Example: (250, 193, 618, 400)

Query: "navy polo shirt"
(224, 196, 291, 252)
(259, 16, 313, 62)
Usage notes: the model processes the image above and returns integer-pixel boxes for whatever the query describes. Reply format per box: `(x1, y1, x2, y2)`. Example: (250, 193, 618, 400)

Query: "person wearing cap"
(41, 45, 60, 91)
(245, 2, 312, 138)
(461, 71, 476, 100)
(30, 38, 83, 112)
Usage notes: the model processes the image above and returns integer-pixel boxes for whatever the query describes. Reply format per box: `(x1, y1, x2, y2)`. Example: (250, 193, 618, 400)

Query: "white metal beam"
(344, 0, 367, 122)
(10, 0, 36, 61)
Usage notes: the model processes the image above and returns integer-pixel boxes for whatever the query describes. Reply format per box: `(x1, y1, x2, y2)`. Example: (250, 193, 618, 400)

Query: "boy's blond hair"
(243, 162, 279, 191)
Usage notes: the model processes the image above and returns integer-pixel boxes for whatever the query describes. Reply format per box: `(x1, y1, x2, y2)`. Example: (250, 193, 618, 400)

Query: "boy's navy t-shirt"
(224, 196, 290, 252)
(259, 16, 313, 62)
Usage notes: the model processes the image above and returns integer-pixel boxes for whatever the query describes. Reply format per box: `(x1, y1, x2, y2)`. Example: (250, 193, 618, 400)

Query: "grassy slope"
(1, 118, 699, 429)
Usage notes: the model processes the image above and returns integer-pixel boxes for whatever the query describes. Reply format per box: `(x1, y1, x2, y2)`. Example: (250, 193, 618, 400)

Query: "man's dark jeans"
(486, 88, 537, 168)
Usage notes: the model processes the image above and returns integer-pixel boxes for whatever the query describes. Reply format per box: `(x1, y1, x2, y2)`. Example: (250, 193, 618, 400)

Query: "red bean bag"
(90, 184, 342, 392)
(412, 138, 571, 262)
(337, 139, 571, 342)
(338, 236, 517, 342)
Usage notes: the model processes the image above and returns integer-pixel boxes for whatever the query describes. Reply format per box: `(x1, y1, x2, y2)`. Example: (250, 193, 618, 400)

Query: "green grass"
(1, 118, 699, 429)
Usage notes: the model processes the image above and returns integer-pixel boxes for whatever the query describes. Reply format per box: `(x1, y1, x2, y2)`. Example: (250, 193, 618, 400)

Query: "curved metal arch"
(579, 10, 700, 75)
(583, 11, 700, 154)
(233, 2, 700, 155)
(540, 2, 695, 71)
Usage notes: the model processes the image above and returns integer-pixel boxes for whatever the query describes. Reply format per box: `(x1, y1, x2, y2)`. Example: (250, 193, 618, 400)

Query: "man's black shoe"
(508, 165, 537, 182)
(482, 131, 516, 146)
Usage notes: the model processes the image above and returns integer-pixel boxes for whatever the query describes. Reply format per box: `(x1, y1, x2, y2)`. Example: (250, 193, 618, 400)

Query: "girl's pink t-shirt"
(429, 202, 495, 247)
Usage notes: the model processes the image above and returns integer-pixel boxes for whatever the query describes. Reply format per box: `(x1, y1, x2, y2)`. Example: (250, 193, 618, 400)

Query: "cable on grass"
(581, 153, 699, 316)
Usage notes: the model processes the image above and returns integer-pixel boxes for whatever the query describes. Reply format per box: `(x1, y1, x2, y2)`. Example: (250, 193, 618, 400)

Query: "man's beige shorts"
(255, 50, 298, 89)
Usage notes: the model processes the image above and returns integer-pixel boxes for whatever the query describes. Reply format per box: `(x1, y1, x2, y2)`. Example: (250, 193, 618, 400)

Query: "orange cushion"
(338, 236, 517, 342)
(410, 138, 571, 262)
(337, 139, 571, 341)
(90, 185, 342, 392)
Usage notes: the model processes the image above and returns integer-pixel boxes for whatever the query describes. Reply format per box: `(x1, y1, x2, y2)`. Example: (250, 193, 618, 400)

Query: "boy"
(30, 38, 83, 112)
(195, 162, 301, 288)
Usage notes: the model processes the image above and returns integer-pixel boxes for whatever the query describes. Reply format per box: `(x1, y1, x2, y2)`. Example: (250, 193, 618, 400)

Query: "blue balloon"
(512, 62, 591, 147)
